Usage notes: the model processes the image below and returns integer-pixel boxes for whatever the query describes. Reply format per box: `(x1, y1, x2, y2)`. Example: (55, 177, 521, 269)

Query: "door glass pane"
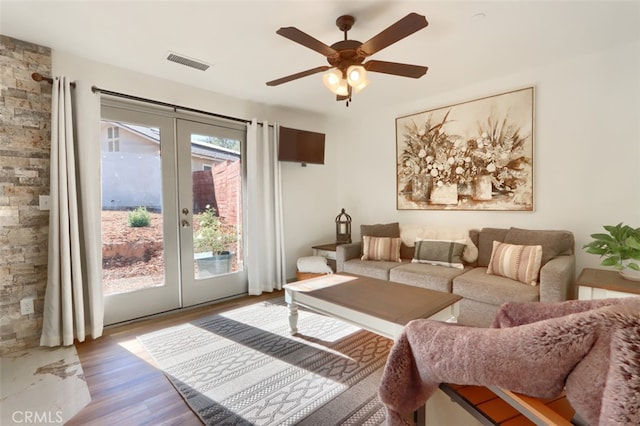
(190, 134, 243, 279)
(101, 121, 165, 295)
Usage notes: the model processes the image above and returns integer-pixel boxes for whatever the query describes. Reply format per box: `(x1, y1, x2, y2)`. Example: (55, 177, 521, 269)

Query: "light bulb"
(346, 65, 367, 87)
(322, 69, 343, 94)
(336, 79, 349, 96)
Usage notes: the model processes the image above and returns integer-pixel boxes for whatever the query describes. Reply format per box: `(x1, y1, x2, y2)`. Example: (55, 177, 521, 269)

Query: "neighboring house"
(100, 121, 240, 212)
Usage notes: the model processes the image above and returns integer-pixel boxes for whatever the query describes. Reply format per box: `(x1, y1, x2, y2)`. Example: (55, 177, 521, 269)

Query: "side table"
(576, 268, 640, 300)
(312, 243, 340, 272)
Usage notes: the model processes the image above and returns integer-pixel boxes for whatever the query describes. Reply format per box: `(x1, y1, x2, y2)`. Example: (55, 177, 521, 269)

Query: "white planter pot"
(195, 251, 234, 277)
(619, 259, 640, 282)
(620, 268, 640, 282)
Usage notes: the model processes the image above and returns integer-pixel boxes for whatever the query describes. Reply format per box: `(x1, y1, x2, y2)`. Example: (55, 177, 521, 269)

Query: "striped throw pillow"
(361, 236, 401, 262)
(412, 239, 466, 269)
(487, 241, 543, 286)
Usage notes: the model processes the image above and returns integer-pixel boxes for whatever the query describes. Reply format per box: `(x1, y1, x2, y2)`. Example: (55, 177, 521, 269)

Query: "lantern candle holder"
(335, 208, 352, 244)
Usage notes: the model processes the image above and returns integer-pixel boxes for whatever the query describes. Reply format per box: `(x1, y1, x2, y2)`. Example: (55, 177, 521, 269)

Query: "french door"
(101, 101, 246, 325)
(177, 119, 246, 307)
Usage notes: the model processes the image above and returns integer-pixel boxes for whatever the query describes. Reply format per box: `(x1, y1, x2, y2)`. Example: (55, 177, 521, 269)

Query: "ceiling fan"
(266, 13, 429, 106)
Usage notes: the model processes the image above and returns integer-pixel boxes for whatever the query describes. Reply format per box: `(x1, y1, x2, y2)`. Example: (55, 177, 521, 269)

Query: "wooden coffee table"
(284, 273, 461, 339)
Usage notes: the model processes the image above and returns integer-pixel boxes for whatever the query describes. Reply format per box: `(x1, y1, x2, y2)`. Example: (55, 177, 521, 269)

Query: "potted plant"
(583, 223, 640, 281)
(193, 206, 237, 276)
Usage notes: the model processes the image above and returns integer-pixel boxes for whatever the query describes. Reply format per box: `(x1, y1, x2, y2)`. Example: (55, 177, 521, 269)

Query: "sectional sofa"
(336, 223, 576, 327)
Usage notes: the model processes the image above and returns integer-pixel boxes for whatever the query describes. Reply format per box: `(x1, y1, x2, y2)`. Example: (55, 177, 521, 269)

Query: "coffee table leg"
(288, 301, 299, 335)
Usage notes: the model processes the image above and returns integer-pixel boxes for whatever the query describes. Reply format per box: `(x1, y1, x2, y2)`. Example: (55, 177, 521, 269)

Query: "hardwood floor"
(68, 290, 577, 426)
(67, 291, 283, 426)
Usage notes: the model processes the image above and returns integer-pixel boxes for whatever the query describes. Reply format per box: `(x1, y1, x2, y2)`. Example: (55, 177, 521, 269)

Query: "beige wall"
(0, 35, 52, 354)
(336, 40, 640, 274)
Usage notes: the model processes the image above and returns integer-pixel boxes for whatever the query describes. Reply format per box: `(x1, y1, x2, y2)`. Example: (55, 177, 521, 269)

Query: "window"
(203, 164, 212, 171)
(107, 126, 120, 152)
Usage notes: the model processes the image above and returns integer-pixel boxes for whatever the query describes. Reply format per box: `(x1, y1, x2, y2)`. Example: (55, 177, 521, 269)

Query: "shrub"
(128, 206, 151, 228)
(193, 206, 237, 254)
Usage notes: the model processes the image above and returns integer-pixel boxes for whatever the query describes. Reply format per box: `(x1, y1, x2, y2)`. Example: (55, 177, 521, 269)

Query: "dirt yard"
(101, 210, 164, 294)
(101, 210, 240, 295)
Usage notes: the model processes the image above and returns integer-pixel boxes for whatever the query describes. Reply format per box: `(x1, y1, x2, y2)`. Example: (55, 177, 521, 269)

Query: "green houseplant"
(193, 206, 237, 276)
(583, 223, 640, 281)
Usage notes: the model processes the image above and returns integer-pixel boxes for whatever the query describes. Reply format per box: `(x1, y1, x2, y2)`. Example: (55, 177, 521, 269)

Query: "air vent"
(165, 52, 211, 71)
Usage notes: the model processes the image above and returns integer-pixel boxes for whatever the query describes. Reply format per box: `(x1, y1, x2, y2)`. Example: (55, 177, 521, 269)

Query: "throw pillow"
(412, 239, 465, 269)
(361, 236, 401, 262)
(399, 225, 478, 264)
(487, 241, 543, 286)
(361, 222, 401, 256)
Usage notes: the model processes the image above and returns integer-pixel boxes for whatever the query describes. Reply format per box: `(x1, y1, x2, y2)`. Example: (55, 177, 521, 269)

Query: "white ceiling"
(2, 1, 640, 117)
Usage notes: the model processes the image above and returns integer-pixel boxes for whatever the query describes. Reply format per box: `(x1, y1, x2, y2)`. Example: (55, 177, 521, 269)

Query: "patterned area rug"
(137, 298, 393, 425)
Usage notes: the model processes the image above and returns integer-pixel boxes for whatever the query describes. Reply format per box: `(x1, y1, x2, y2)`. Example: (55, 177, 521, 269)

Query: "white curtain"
(246, 120, 286, 295)
(41, 77, 104, 346)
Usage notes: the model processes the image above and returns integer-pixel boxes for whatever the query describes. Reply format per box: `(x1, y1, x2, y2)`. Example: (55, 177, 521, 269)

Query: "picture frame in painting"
(396, 87, 534, 211)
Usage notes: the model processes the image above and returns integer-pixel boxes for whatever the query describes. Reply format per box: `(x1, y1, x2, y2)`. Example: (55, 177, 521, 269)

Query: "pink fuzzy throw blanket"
(378, 297, 640, 426)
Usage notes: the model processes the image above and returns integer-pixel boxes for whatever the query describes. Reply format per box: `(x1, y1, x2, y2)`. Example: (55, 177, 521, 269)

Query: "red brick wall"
(192, 170, 218, 214)
(212, 160, 241, 228)
(192, 160, 241, 228)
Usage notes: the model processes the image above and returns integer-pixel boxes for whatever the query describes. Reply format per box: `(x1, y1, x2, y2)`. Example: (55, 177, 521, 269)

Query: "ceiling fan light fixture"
(322, 69, 343, 94)
(346, 65, 366, 86)
(268, 12, 429, 105)
(346, 65, 369, 94)
(335, 79, 349, 96)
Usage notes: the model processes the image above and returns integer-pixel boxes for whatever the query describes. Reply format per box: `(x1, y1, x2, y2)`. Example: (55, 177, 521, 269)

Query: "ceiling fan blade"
(266, 66, 331, 86)
(276, 27, 339, 58)
(357, 13, 428, 57)
(364, 60, 428, 78)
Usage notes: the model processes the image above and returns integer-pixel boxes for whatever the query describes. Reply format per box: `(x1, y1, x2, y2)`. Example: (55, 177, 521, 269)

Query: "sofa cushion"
(504, 227, 574, 266)
(477, 228, 509, 267)
(412, 239, 466, 269)
(361, 222, 400, 238)
(343, 259, 400, 281)
(361, 236, 401, 262)
(453, 267, 539, 305)
(390, 263, 469, 292)
(400, 243, 414, 260)
(487, 241, 543, 285)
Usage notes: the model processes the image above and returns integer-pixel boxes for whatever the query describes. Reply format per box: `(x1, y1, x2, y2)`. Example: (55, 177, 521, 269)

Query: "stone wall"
(0, 35, 52, 355)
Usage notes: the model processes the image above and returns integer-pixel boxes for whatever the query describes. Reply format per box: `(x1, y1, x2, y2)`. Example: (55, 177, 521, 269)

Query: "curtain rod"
(31, 72, 76, 88)
(91, 85, 258, 126)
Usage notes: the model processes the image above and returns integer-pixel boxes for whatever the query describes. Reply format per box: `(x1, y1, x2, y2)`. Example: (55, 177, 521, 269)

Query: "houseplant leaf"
(584, 223, 640, 276)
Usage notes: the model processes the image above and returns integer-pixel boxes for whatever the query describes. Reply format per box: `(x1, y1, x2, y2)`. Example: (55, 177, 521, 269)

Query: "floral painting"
(396, 87, 534, 210)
